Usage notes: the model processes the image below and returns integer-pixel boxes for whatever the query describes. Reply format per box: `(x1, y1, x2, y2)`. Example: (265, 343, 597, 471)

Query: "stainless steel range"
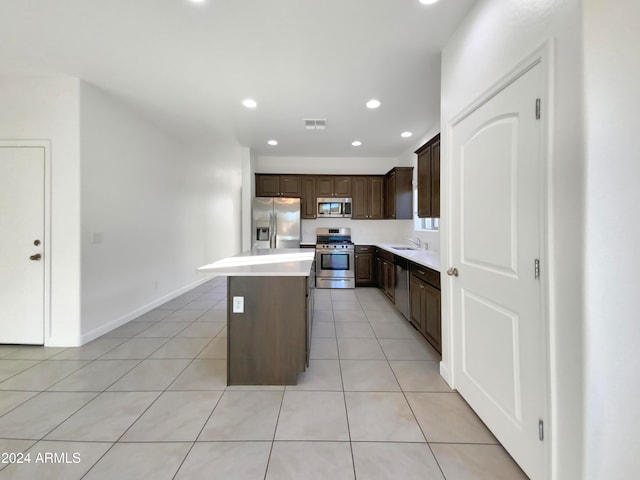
(315, 227, 355, 289)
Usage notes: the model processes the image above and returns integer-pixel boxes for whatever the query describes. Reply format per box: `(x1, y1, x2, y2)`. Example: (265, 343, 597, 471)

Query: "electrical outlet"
(90, 231, 103, 244)
(232, 296, 244, 313)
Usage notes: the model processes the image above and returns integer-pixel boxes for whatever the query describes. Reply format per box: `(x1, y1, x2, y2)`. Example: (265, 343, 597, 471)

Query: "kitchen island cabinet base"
(227, 275, 311, 385)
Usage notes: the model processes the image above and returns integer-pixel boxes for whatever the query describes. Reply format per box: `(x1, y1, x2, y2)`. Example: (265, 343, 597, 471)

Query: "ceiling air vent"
(304, 119, 327, 130)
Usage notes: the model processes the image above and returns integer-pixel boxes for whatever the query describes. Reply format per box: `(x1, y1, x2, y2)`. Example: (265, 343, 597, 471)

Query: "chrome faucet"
(405, 237, 421, 248)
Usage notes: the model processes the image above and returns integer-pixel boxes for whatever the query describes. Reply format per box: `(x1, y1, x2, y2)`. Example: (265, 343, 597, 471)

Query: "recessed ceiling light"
(352, 141, 362, 147)
(242, 98, 257, 109)
(401, 131, 413, 138)
(189, 0, 206, 3)
(419, 0, 439, 5)
(267, 140, 278, 146)
(366, 99, 381, 109)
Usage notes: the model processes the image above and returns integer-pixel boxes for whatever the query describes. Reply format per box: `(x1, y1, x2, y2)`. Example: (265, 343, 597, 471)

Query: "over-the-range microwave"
(317, 197, 352, 218)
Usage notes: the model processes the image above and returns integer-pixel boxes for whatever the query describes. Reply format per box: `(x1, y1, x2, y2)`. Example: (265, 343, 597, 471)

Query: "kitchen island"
(198, 249, 315, 386)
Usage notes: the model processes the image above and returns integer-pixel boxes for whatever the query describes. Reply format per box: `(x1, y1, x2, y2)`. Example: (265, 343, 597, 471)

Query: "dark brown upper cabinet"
(352, 176, 385, 219)
(385, 167, 413, 219)
(301, 176, 317, 219)
(416, 133, 440, 218)
(316, 175, 352, 197)
(255, 174, 302, 197)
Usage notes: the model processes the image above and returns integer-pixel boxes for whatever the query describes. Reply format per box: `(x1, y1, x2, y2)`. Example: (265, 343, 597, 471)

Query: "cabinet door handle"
(418, 270, 425, 275)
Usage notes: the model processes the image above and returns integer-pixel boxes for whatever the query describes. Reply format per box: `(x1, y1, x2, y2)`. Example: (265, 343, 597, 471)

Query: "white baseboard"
(439, 360, 456, 390)
(69, 275, 218, 346)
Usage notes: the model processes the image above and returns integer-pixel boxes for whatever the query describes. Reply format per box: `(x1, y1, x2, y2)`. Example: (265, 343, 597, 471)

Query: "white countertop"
(198, 248, 315, 276)
(375, 243, 441, 272)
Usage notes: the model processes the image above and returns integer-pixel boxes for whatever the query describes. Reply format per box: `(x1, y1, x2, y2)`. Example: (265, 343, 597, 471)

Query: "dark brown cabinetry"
(416, 134, 440, 218)
(385, 167, 413, 219)
(316, 176, 352, 197)
(227, 275, 312, 385)
(382, 259, 395, 302)
(255, 170, 414, 221)
(352, 176, 385, 219)
(375, 250, 384, 289)
(256, 174, 302, 197)
(409, 263, 441, 353)
(301, 176, 317, 219)
(355, 245, 376, 286)
(376, 248, 396, 302)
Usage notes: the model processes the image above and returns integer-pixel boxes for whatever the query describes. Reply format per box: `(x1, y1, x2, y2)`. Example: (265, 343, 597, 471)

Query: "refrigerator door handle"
(273, 213, 278, 248)
(268, 212, 273, 248)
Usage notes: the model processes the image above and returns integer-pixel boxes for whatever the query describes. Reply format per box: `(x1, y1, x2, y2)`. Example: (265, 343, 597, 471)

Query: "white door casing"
(448, 58, 548, 479)
(0, 146, 46, 345)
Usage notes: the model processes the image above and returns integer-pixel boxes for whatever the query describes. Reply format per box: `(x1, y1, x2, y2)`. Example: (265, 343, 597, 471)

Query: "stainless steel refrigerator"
(252, 197, 301, 249)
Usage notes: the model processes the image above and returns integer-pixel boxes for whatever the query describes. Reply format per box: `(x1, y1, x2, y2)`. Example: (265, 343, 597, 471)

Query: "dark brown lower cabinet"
(422, 282, 441, 352)
(409, 265, 441, 353)
(410, 274, 425, 331)
(375, 251, 384, 289)
(382, 259, 395, 302)
(375, 248, 396, 302)
(355, 245, 375, 286)
(227, 275, 312, 385)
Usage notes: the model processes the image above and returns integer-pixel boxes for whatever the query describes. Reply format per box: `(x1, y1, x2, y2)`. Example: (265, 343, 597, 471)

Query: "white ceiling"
(0, 0, 476, 157)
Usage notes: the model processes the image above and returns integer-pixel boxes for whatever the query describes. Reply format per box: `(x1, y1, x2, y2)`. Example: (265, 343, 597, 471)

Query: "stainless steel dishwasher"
(394, 256, 410, 320)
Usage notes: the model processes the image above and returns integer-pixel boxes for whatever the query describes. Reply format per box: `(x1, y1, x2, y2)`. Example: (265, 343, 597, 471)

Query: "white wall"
(301, 218, 414, 245)
(440, 1, 584, 479)
(241, 147, 258, 250)
(0, 75, 82, 346)
(256, 155, 408, 174)
(583, 2, 640, 478)
(199, 141, 244, 263)
(79, 82, 243, 342)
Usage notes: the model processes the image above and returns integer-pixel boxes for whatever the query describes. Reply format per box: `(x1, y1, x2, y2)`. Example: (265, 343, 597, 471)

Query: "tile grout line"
(262, 386, 287, 480)
(362, 290, 451, 479)
(1, 280, 514, 478)
(169, 389, 227, 480)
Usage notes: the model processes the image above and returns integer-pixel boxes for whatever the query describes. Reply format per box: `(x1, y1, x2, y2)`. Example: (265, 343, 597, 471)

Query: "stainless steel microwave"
(317, 197, 352, 218)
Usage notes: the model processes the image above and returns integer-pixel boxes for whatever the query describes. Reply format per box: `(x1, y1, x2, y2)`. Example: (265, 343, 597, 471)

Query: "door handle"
(446, 267, 459, 277)
(30, 253, 42, 261)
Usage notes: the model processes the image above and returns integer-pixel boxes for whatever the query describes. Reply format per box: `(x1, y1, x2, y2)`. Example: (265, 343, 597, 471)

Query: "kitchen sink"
(390, 246, 417, 251)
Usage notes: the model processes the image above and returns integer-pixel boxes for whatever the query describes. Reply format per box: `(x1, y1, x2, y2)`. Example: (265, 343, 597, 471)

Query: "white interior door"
(449, 62, 547, 479)
(0, 146, 45, 345)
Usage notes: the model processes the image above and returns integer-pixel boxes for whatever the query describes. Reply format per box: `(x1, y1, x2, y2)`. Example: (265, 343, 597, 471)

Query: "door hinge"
(534, 259, 540, 279)
(538, 419, 544, 441)
(535, 98, 541, 119)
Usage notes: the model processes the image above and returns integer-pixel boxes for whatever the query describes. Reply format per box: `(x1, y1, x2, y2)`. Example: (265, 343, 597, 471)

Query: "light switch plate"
(232, 296, 244, 313)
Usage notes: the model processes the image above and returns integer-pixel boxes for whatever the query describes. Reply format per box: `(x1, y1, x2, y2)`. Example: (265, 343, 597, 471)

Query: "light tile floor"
(0, 278, 529, 479)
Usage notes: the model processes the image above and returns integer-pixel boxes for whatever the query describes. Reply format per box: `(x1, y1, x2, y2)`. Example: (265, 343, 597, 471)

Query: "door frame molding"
(0, 140, 52, 345)
(441, 41, 553, 478)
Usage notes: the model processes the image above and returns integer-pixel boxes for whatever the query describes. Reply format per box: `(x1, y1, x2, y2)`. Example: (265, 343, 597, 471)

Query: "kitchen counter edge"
(197, 248, 315, 276)
(374, 244, 441, 273)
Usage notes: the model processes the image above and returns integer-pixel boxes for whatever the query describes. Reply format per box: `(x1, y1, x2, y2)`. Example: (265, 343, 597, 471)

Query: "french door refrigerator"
(252, 197, 301, 249)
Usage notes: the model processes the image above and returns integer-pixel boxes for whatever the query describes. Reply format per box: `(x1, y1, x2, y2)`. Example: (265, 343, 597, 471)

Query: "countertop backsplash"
(301, 218, 440, 252)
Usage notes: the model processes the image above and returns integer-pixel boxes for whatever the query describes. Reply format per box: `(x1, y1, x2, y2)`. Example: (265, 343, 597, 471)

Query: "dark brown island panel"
(226, 274, 314, 385)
